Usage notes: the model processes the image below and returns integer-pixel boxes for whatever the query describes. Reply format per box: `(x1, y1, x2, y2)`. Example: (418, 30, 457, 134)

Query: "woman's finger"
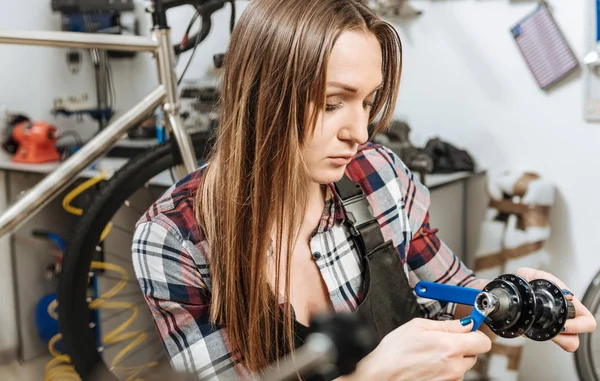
(562, 297, 597, 334)
(551, 332, 579, 352)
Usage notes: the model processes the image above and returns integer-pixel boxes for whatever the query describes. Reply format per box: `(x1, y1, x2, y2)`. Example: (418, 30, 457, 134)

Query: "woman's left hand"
(515, 267, 597, 352)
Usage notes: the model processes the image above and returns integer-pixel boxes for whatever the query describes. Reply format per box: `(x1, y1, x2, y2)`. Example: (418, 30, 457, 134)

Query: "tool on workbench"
(415, 274, 575, 341)
(11, 120, 61, 164)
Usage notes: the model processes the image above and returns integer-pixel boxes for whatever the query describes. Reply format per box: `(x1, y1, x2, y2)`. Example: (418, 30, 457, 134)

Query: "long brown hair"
(196, 0, 402, 373)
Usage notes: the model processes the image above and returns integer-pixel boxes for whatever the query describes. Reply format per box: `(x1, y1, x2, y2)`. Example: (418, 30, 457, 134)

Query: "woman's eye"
(325, 102, 342, 112)
(325, 100, 373, 112)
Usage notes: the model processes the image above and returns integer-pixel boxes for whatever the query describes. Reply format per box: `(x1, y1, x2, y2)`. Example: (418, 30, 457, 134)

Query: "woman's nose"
(339, 106, 369, 144)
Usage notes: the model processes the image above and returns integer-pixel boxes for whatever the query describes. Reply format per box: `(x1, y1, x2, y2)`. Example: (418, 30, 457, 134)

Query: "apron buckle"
(341, 194, 375, 236)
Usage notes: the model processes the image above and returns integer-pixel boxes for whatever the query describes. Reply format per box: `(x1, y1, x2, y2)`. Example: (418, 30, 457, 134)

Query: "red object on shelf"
(12, 121, 61, 164)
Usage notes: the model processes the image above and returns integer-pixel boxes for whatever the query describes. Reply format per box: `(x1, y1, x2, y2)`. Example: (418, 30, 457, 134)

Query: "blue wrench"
(414, 281, 492, 331)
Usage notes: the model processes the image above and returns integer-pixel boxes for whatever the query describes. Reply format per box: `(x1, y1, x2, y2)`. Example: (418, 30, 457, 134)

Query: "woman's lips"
(327, 156, 353, 165)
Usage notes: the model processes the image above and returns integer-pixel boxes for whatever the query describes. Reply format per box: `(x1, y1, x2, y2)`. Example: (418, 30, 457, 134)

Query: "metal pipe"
(154, 28, 198, 174)
(92, 49, 110, 129)
(155, 29, 179, 109)
(0, 86, 167, 237)
(0, 29, 158, 52)
(167, 113, 198, 176)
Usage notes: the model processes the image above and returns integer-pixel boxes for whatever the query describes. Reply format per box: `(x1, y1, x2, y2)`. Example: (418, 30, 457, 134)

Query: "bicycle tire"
(575, 269, 600, 381)
(58, 133, 213, 381)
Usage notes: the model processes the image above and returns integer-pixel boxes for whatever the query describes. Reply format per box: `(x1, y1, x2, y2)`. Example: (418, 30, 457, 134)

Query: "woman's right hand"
(345, 317, 492, 381)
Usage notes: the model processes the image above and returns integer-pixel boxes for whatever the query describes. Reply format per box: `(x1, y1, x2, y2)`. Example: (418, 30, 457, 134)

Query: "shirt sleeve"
(382, 146, 479, 320)
(132, 218, 245, 380)
(406, 212, 479, 319)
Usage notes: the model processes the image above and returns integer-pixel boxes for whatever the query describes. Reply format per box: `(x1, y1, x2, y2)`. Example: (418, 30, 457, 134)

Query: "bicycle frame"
(0, 26, 198, 237)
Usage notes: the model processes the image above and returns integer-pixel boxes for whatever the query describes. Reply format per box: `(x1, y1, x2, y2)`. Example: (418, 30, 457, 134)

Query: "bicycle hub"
(414, 274, 576, 341)
(480, 274, 575, 341)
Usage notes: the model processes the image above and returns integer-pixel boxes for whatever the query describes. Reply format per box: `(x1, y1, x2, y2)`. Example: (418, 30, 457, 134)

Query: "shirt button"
(312, 251, 322, 260)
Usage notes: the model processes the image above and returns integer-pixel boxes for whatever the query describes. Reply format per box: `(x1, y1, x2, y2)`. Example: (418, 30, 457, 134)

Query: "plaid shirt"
(132, 143, 479, 380)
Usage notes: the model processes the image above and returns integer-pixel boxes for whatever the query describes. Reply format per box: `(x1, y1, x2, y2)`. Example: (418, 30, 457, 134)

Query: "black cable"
(175, 7, 201, 67)
(184, 9, 201, 40)
(175, 6, 200, 58)
(177, 35, 200, 85)
(174, 1, 226, 55)
(177, 7, 206, 85)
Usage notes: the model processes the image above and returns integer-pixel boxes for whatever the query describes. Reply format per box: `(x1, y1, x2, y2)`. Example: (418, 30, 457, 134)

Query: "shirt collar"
(312, 183, 346, 235)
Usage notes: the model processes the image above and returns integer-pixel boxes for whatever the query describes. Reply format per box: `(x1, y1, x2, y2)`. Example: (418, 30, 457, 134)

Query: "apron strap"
(334, 174, 385, 255)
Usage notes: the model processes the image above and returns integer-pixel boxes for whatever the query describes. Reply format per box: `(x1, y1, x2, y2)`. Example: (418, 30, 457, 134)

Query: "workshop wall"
(392, 2, 594, 381)
(0, 0, 596, 380)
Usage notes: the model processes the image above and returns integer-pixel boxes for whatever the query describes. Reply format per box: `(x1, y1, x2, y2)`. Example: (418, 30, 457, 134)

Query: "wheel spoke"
(98, 246, 134, 266)
(101, 299, 149, 324)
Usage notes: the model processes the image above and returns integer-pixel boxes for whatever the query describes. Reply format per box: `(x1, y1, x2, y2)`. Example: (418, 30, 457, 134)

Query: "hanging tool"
(415, 274, 576, 341)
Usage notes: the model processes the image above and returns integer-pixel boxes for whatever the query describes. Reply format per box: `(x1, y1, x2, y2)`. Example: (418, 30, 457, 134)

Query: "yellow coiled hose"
(44, 172, 157, 381)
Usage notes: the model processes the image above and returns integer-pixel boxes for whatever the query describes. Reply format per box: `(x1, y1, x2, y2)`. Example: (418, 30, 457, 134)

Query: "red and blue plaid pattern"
(132, 142, 479, 380)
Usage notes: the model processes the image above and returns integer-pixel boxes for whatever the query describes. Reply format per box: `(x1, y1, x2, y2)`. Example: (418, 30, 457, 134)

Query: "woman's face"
(302, 30, 383, 184)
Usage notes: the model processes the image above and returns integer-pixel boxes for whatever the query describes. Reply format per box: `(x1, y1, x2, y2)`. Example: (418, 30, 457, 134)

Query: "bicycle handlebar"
(159, 0, 229, 55)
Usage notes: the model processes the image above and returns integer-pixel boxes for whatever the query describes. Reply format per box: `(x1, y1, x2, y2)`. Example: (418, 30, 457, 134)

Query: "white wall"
(0, 0, 597, 379)
(391, 1, 596, 380)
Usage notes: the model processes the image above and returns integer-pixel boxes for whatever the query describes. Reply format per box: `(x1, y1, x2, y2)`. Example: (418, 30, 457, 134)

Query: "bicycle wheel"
(576, 269, 600, 381)
(58, 133, 213, 381)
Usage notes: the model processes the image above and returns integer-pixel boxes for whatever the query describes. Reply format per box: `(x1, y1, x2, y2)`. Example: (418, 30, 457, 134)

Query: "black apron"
(276, 174, 422, 381)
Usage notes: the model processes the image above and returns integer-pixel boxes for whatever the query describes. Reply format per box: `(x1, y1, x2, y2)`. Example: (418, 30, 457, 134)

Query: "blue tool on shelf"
(415, 281, 491, 331)
(597, 0, 600, 44)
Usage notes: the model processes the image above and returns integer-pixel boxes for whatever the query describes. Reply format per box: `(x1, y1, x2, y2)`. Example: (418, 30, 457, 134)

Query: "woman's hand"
(515, 267, 597, 352)
(341, 317, 492, 381)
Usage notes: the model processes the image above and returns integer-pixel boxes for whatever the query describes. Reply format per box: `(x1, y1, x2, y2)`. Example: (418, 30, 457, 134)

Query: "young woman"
(132, 0, 595, 380)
